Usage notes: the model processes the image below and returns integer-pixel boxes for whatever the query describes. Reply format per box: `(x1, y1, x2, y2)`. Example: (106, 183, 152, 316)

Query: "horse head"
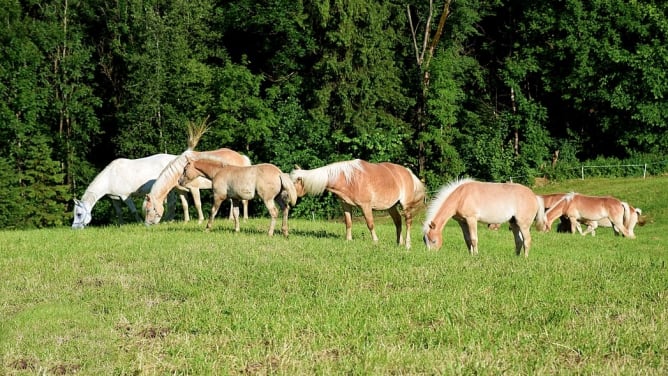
(423, 221, 443, 250)
(143, 194, 164, 226)
(72, 199, 92, 229)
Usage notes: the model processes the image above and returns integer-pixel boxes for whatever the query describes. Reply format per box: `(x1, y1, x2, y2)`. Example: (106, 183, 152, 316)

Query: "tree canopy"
(1, 0, 666, 227)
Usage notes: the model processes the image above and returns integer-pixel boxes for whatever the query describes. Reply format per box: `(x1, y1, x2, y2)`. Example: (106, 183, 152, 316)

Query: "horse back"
(457, 182, 538, 223)
(568, 194, 624, 221)
(97, 154, 176, 197)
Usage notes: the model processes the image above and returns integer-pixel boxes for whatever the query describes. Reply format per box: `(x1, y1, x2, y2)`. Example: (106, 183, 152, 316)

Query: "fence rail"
(508, 160, 667, 183)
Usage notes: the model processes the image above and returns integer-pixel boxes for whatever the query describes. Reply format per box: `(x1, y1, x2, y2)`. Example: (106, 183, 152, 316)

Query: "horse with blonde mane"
(179, 154, 297, 237)
(423, 178, 546, 257)
(578, 204, 644, 236)
(143, 148, 251, 225)
(289, 159, 425, 249)
(544, 192, 638, 238)
(72, 153, 181, 229)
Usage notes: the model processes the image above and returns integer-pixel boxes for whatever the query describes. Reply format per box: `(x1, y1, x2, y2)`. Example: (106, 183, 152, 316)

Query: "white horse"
(72, 154, 182, 229)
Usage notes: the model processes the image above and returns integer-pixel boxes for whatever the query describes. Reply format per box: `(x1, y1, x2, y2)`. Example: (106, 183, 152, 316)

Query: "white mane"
(423, 177, 475, 232)
(148, 151, 192, 199)
(290, 159, 363, 195)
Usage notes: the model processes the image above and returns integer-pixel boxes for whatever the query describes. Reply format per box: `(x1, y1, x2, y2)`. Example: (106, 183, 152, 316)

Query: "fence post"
(581, 165, 584, 180)
(644, 164, 647, 179)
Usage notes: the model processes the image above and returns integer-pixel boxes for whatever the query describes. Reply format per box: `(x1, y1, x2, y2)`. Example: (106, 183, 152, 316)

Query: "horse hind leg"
(275, 195, 290, 237)
(387, 206, 404, 248)
(264, 199, 279, 236)
(206, 193, 226, 232)
(510, 220, 531, 257)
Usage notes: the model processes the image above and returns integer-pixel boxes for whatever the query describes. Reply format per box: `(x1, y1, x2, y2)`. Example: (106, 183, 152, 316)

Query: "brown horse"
(544, 193, 636, 238)
(423, 178, 546, 257)
(178, 154, 297, 237)
(289, 159, 425, 249)
(579, 204, 644, 236)
(143, 148, 251, 225)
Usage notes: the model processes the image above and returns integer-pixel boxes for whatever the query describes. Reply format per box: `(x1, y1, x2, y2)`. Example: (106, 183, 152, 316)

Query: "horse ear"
(294, 164, 301, 170)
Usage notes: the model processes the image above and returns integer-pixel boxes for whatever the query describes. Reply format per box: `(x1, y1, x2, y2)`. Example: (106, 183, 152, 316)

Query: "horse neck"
(191, 160, 221, 180)
(150, 156, 187, 200)
(80, 172, 112, 208)
(424, 181, 470, 231)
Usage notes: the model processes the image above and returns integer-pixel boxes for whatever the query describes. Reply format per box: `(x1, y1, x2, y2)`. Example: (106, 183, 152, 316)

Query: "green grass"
(1, 176, 667, 374)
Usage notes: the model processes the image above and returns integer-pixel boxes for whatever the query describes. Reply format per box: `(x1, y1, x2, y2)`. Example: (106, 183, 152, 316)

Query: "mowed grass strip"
(1, 176, 666, 374)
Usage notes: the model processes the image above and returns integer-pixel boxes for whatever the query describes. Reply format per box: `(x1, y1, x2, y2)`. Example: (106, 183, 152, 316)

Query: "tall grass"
(1, 177, 666, 374)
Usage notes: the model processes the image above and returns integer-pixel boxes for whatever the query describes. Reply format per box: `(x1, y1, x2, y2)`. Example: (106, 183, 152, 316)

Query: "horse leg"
(228, 199, 234, 221)
(189, 188, 204, 224)
(178, 192, 190, 222)
(164, 191, 176, 221)
(456, 218, 475, 255)
(206, 193, 225, 232)
(264, 199, 279, 236)
(387, 206, 404, 247)
(231, 200, 241, 232)
(124, 197, 142, 223)
(242, 199, 249, 221)
(341, 202, 354, 241)
(112, 199, 125, 225)
(360, 204, 379, 243)
(276, 196, 289, 237)
(609, 217, 633, 239)
(510, 221, 532, 257)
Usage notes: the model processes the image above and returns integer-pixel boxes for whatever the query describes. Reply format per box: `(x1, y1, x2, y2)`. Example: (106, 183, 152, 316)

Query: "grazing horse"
(423, 178, 546, 257)
(143, 148, 251, 226)
(578, 205, 644, 236)
(72, 154, 179, 229)
(289, 159, 425, 249)
(178, 155, 297, 237)
(544, 193, 636, 238)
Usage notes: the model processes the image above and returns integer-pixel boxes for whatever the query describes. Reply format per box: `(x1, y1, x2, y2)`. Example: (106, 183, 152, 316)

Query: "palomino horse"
(289, 159, 425, 249)
(178, 154, 297, 236)
(545, 193, 638, 238)
(72, 154, 179, 229)
(423, 178, 546, 257)
(578, 205, 643, 236)
(143, 148, 251, 226)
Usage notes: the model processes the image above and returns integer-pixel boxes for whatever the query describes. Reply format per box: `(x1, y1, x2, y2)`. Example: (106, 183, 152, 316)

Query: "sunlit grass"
(1, 177, 666, 374)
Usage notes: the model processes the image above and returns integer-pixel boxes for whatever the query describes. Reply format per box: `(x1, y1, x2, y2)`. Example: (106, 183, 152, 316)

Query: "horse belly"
(227, 186, 255, 200)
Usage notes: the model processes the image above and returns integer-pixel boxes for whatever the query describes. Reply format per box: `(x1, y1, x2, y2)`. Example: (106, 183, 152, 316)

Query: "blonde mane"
(291, 159, 363, 195)
(423, 178, 475, 232)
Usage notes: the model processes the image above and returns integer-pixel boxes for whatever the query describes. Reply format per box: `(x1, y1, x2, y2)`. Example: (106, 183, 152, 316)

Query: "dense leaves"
(1, 0, 666, 227)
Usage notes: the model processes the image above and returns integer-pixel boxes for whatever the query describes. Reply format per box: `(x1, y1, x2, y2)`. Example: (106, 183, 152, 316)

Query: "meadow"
(1, 176, 666, 375)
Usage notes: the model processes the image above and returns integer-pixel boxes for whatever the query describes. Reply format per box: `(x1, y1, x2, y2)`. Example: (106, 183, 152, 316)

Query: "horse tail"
(534, 195, 547, 232)
(186, 116, 209, 150)
(280, 173, 298, 206)
(543, 192, 573, 231)
(621, 201, 632, 228)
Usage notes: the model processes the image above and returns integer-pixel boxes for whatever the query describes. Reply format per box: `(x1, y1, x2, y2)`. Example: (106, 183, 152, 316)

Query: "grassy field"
(1, 176, 666, 375)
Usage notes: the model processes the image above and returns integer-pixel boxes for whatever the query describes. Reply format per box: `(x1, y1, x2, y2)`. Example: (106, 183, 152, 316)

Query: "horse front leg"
(178, 192, 190, 222)
(456, 219, 474, 254)
(206, 193, 226, 232)
(341, 202, 354, 241)
(189, 188, 204, 224)
(113, 199, 125, 225)
(231, 200, 242, 232)
(360, 204, 379, 243)
(242, 199, 249, 221)
(124, 197, 143, 223)
(387, 206, 404, 248)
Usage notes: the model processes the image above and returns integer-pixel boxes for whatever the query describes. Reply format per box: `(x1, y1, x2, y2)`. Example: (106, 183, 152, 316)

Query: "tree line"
(1, 0, 666, 228)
